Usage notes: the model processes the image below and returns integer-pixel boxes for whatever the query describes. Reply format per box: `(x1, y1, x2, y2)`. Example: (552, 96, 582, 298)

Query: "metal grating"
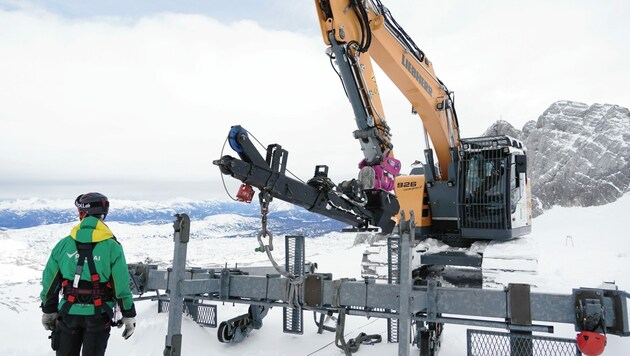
(347, 305, 387, 313)
(283, 307, 303, 335)
(283, 235, 304, 334)
(460, 148, 509, 231)
(461, 136, 513, 149)
(387, 236, 400, 285)
(285, 235, 305, 276)
(467, 329, 581, 356)
(387, 236, 400, 343)
(158, 299, 217, 328)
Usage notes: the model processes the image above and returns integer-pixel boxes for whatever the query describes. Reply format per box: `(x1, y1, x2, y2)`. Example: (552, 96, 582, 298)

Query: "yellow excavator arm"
(216, 0, 531, 241)
(314, 0, 460, 181)
(313, 0, 530, 241)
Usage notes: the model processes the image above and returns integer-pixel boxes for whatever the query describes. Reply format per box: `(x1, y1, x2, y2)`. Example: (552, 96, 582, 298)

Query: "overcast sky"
(1, 0, 628, 200)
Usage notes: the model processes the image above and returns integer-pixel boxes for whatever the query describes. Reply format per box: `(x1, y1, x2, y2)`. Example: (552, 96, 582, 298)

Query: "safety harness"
(58, 241, 115, 321)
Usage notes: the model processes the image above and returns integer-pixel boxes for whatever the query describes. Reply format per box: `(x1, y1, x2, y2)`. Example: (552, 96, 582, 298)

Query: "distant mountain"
(7, 100, 627, 228)
(0, 198, 346, 236)
(485, 100, 630, 216)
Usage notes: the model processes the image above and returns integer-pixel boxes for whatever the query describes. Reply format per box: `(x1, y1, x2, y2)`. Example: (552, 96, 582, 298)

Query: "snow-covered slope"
(1, 194, 629, 355)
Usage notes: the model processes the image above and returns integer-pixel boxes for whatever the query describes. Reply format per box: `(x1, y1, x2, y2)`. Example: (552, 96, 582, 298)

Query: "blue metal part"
(229, 125, 246, 153)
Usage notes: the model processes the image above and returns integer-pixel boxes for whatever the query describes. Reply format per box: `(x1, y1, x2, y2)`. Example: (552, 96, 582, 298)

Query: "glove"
(118, 317, 136, 339)
(42, 312, 57, 331)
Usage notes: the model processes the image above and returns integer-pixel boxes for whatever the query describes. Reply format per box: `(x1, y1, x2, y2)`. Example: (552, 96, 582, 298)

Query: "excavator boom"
(314, 0, 531, 241)
(315, 0, 460, 181)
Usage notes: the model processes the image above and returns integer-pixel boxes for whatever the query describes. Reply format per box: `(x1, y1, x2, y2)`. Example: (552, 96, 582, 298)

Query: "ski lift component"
(284, 235, 305, 335)
(217, 305, 269, 344)
(134, 264, 630, 336)
(468, 329, 580, 355)
(254, 196, 306, 335)
(236, 184, 255, 203)
(576, 331, 607, 356)
(130, 214, 630, 356)
(334, 309, 383, 354)
(213, 125, 399, 234)
(507, 283, 532, 327)
(573, 287, 629, 336)
(158, 298, 217, 328)
(163, 214, 190, 356)
(228, 125, 245, 153)
(304, 274, 325, 308)
(255, 191, 273, 253)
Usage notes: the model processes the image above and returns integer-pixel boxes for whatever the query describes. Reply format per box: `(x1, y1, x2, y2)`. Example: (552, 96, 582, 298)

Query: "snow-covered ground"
(1, 194, 629, 355)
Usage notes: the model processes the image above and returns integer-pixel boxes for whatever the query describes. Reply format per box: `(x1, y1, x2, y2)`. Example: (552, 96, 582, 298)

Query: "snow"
(1, 194, 630, 355)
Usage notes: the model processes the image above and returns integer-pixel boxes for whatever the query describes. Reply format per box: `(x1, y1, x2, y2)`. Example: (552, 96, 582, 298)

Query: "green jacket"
(40, 217, 136, 317)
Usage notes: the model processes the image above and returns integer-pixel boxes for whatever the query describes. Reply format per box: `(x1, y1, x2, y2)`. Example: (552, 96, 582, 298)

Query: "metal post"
(398, 212, 415, 356)
(163, 214, 190, 356)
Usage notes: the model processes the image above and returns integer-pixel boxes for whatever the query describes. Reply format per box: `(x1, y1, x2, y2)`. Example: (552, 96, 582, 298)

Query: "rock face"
(484, 100, 630, 216)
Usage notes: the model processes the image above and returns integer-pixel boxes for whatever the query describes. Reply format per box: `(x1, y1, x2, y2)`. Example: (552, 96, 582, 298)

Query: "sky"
(1, 0, 628, 200)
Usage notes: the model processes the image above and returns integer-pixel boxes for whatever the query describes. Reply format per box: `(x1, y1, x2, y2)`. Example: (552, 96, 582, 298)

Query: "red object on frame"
(576, 331, 607, 356)
(236, 184, 255, 203)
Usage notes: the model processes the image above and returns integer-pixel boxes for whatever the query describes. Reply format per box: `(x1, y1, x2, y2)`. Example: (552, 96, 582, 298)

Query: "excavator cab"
(458, 136, 531, 240)
(395, 135, 531, 244)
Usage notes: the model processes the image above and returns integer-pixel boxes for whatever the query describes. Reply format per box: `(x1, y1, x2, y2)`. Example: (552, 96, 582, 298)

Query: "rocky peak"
(482, 120, 521, 138)
(485, 100, 630, 216)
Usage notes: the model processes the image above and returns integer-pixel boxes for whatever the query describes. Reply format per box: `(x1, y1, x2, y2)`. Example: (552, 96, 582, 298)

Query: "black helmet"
(75, 192, 109, 219)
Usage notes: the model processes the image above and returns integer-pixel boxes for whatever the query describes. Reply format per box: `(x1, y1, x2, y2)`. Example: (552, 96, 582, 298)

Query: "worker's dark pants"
(55, 313, 111, 356)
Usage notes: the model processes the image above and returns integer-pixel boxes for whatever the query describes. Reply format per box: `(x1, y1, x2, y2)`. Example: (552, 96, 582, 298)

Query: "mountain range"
(2, 100, 627, 229)
(0, 198, 345, 237)
(484, 100, 630, 216)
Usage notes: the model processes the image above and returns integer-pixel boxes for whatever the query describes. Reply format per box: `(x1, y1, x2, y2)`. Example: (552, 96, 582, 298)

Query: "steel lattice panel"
(283, 235, 304, 335)
(467, 329, 581, 356)
(387, 236, 400, 343)
(158, 299, 217, 328)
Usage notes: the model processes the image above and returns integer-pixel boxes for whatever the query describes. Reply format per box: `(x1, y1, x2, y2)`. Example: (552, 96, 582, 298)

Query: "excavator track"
(359, 233, 539, 289)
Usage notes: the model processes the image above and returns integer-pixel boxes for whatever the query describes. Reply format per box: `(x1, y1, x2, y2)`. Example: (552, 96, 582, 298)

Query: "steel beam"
(129, 214, 630, 356)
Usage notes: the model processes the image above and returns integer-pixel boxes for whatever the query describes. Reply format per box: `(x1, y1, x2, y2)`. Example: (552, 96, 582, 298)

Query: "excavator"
(207, 2, 630, 355)
(213, 2, 530, 349)
(312, 0, 531, 244)
(215, 0, 531, 271)
(312, 0, 533, 284)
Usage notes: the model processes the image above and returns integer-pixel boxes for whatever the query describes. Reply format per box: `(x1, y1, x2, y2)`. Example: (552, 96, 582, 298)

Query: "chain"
(256, 191, 273, 253)
(260, 191, 270, 238)
(254, 191, 305, 310)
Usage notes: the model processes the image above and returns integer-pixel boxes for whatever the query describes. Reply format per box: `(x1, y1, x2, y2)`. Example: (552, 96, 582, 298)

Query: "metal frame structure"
(129, 214, 630, 356)
(466, 329, 580, 356)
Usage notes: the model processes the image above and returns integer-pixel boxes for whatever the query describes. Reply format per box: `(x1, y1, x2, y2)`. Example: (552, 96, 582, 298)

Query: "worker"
(40, 192, 136, 356)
